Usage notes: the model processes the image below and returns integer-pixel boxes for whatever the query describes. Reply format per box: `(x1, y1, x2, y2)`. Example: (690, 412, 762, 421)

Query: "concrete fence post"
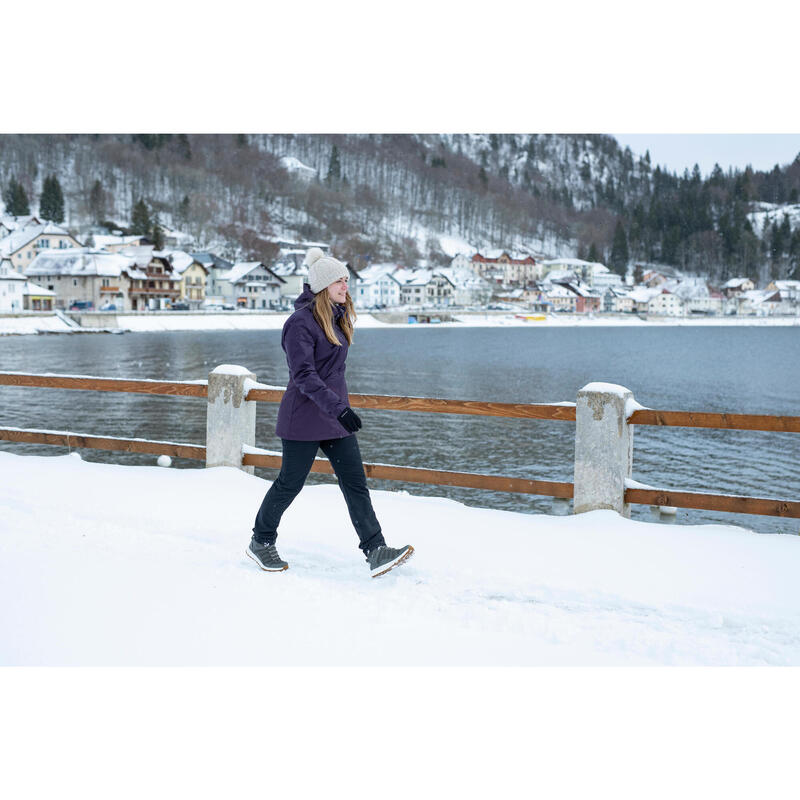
(573, 382, 634, 517)
(206, 364, 257, 474)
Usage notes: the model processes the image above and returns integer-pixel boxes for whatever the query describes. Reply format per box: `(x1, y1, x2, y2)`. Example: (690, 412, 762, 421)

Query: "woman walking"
(247, 248, 414, 578)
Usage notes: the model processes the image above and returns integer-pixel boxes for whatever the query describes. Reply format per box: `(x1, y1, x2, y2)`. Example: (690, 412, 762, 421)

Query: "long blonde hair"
(312, 290, 357, 346)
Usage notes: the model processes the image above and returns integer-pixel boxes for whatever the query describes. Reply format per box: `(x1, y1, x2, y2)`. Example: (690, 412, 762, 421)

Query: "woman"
(247, 247, 414, 578)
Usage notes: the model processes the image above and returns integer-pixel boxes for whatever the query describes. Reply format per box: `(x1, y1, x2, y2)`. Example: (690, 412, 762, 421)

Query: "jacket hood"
(296, 283, 346, 319)
(295, 284, 316, 310)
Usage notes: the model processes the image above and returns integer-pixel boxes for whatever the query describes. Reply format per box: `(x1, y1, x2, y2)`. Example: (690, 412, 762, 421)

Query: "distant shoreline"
(1, 310, 798, 336)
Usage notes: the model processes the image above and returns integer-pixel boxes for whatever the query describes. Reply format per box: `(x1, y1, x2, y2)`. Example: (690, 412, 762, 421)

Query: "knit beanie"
(305, 247, 349, 294)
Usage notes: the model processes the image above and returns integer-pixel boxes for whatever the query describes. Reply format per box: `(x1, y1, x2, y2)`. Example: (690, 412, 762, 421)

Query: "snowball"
(157, 455, 172, 468)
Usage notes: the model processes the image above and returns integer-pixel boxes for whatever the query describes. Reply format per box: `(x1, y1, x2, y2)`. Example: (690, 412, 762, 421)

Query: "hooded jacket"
(275, 284, 351, 441)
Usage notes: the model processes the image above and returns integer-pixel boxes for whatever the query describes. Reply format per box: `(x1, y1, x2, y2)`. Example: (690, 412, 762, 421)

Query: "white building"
(437, 267, 493, 307)
(0, 257, 25, 312)
(628, 286, 686, 316)
(270, 249, 311, 299)
(219, 262, 284, 309)
(352, 263, 402, 308)
(587, 262, 624, 291)
(0, 223, 82, 272)
(668, 277, 724, 315)
(190, 252, 234, 304)
(25, 248, 141, 311)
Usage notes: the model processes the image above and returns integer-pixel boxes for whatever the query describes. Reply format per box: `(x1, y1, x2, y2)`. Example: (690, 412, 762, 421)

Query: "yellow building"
(169, 251, 208, 308)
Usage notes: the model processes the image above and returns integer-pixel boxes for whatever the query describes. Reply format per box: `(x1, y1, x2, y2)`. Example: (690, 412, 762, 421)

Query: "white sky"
(613, 134, 800, 177)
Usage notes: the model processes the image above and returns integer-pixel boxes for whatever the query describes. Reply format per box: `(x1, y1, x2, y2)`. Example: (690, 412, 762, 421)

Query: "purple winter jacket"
(275, 285, 352, 441)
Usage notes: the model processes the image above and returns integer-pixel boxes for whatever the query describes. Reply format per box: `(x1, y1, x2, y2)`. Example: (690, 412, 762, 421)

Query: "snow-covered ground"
(2, 450, 799, 666)
(2, 311, 799, 335)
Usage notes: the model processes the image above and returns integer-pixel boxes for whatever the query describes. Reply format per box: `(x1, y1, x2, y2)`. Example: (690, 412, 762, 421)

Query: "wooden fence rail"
(1, 370, 798, 520)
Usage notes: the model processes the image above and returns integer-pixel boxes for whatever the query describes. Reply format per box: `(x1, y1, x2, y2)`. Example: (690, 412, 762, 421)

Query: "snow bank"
(0, 315, 75, 335)
(2, 451, 799, 666)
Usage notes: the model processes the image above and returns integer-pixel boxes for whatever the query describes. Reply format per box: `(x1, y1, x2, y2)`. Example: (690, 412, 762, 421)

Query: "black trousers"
(252, 435, 385, 555)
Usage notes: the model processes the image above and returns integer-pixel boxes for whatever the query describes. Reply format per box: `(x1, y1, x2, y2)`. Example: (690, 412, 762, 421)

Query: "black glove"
(337, 407, 362, 433)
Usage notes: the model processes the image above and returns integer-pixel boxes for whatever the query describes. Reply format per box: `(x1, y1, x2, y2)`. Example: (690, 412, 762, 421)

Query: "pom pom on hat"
(305, 247, 349, 294)
(305, 247, 325, 268)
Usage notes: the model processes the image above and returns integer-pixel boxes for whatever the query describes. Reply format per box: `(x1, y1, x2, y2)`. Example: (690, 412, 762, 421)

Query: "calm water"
(1, 326, 799, 534)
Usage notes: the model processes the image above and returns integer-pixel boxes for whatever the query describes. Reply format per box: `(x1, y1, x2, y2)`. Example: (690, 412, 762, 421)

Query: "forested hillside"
(1, 133, 799, 282)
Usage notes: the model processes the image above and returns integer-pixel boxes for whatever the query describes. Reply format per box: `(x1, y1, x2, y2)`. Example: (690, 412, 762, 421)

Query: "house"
(648, 289, 686, 316)
(161, 226, 194, 249)
(23, 280, 55, 311)
(552, 281, 603, 313)
(0, 257, 26, 312)
(721, 277, 755, 298)
(449, 253, 473, 272)
(392, 268, 456, 307)
(352, 263, 403, 309)
(89, 234, 146, 252)
(669, 278, 724, 315)
(545, 284, 577, 313)
(0, 223, 83, 272)
(602, 286, 634, 313)
(169, 251, 208, 308)
(117, 247, 182, 310)
(628, 286, 686, 316)
(628, 286, 662, 314)
(471, 250, 539, 284)
(437, 267, 493, 307)
(220, 262, 285, 309)
(393, 268, 432, 306)
(736, 289, 784, 316)
(765, 280, 800, 311)
(190, 252, 234, 304)
(270, 249, 310, 299)
(0, 214, 42, 236)
(540, 258, 593, 283)
(25, 248, 143, 311)
(424, 272, 455, 306)
(586, 262, 623, 291)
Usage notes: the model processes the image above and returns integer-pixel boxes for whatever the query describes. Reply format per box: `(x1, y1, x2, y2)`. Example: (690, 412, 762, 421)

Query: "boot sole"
(246, 548, 289, 572)
(371, 545, 414, 578)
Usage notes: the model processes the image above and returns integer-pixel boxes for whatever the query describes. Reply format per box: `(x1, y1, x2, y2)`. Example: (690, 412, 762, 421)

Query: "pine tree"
(178, 194, 190, 224)
(3, 177, 30, 216)
(326, 144, 341, 183)
(478, 167, 488, 191)
(40, 174, 65, 223)
(609, 220, 630, 275)
(587, 242, 600, 263)
(89, 180, 106, 222)
(151, 214, 165, 250)
(131, 199, 151, 236)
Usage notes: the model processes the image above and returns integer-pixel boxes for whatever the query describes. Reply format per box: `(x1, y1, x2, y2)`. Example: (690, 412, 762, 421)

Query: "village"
(1, 213, 799, 320)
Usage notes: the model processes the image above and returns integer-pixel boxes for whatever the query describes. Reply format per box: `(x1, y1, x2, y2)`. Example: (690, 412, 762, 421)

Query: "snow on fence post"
(206, 364, 257, 474)
(573, 382, 634, 517)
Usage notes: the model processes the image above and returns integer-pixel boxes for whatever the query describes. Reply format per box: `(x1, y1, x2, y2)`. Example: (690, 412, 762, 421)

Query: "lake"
(1, 325, 798, 535)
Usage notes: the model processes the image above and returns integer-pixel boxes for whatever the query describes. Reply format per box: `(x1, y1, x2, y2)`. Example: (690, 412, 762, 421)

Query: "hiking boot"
(246, 538, 289, 572)
(366, 544, 414, 578)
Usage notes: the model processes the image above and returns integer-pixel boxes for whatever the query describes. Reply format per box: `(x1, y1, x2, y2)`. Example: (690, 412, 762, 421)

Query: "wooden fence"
(0, 369, 798, 520)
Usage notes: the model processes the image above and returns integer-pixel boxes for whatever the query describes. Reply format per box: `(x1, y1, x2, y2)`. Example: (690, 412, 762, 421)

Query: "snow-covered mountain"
(1, 134, 798, 282)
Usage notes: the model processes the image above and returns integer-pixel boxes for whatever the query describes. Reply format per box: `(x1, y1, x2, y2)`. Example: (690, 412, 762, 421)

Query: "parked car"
(170, 302, 190, 310)
(99, 303, 117, 311)
(69, 301, 94, 310)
